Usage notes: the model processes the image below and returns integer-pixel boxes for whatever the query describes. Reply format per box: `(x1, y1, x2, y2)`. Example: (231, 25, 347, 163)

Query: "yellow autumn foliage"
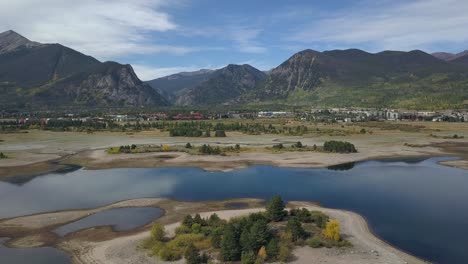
(162, 145, 170, 151)
(323, 220, 340, 241)
(258, 246, 267, 259)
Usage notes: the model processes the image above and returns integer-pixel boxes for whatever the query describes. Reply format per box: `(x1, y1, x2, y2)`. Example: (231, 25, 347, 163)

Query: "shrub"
(310, 211, 329, 229)
(258, 246, 267, 260)
(151, 223, 165, 241)
(215, 130, 226, 137)
(292, 141, 303, 148)
(289, 208, 313, 223)
(185, 143, 192, 148)
(241, 251, 256, 264)
(323, 220, 340, 241)
(277, 243, 293, 262)
(272, 143, 284, 149)
(286, 217, 307, 241)
(162, 145, 170, 152)
(308, 236, 323, 248)
(0, 152, 8, 159)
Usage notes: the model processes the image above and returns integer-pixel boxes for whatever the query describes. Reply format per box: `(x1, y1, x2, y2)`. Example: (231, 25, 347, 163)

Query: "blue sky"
(2, 0, 468, 80)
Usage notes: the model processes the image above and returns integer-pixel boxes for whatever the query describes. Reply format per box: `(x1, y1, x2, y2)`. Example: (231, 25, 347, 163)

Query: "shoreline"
(1, 142, 463, 180)
(65, 201, 428, 264)
(0, 198, 428, 264)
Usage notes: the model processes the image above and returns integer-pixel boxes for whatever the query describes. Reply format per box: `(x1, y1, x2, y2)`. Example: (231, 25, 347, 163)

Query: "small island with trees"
(142, 195, 349, 264)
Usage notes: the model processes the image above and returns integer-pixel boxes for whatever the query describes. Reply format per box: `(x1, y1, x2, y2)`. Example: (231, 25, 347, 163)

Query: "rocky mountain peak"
(0, 30, 40, 54)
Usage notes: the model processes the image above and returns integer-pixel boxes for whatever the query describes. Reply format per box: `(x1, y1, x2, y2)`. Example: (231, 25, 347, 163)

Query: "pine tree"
(266, 195, 286, 222)
(184, 243, 201, 264)
(266, 238, 279, 260)
(221, 224, 241, 261)
(286, 217, 306, 241)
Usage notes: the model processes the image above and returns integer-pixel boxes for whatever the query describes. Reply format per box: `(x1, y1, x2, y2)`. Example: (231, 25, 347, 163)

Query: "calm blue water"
(0, 238, 70, 264)
(54, 207, 164, 236)
(0, 157, 467, 263)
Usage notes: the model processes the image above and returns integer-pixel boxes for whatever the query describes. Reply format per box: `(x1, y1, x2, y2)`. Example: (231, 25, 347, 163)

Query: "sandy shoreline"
(1, 125, 467, 177)
(62, 202, 427, 264)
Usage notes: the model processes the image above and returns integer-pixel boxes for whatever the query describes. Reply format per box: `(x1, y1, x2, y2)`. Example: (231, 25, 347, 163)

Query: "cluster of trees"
(153, 121, 311, 136)
(272, 143, 284, 149)
(169, 128, 204, 137)
(0, 152, 7, 159)
(169, 128, 226, 138)
(117, 144, 137, 153)
(145, 195, 345, 264)
(198, 144, 241, 155)
(199, 144, 222, 155)
(323, 141, 357, 153)
(0, 119, 116, 132)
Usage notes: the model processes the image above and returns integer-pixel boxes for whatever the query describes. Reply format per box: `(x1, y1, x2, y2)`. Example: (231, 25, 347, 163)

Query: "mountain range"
(1, 30, 468, 110)
(0, 30, 168, 109)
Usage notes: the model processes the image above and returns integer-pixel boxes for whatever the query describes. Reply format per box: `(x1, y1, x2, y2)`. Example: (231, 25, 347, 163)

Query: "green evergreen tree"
(249, 220, 271, 251)
(266, 195, 286, 222)
(221, 224, 241, 261)
(266, 238, 279, 260)
(184, 243, 201, 264)
(286, 217, 306, 241)
(241, 251, 256, 264)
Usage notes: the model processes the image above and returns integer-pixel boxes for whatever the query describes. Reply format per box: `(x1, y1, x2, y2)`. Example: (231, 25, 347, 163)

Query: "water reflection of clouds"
(0, 168, 179, 218)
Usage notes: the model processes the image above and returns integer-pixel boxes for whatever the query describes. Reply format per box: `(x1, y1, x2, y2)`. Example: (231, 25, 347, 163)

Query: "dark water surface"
(0, 238, 70, 264)
(54, 207, 164, 236)
(0, 157, 467, 263)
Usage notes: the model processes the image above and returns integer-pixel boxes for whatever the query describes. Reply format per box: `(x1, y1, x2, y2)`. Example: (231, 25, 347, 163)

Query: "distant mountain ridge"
(0, 30, 168, 109)
(250, 49, 468, 109)
(1, 30, 467, 110)
(432, 50, 468, 61)
(149, 48, 468, 109)
(174, 64, 267, 105)
(146, 69, 215, 103)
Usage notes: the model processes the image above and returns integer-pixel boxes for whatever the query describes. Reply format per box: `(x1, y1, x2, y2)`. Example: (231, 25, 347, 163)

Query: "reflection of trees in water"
(327, 162, 355, 171)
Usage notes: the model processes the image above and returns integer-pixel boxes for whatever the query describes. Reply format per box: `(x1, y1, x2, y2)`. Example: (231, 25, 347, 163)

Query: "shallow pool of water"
(54, 207, 164, 236)
(0, 157, 466, 263)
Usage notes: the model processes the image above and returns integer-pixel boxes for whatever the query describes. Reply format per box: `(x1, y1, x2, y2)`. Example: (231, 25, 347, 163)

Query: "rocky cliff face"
(0, 30, 168, 109)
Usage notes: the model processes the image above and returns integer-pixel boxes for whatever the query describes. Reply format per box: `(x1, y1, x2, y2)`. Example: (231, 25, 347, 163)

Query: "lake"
(0, 238, 70, 264)
(54, 207, 164, 236)
(0, 157, 466, 263)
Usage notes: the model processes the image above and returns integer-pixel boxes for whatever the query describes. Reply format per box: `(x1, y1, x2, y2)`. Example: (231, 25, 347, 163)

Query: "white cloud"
(0, 0, 192, 59)
(229, 27, 267, 54)
(291, 0, 468, 51)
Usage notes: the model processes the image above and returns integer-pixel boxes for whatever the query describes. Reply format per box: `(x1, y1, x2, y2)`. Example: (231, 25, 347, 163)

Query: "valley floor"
(0, 121, 467, 178)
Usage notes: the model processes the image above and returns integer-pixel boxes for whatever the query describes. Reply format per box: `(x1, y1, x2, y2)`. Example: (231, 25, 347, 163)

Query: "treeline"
(0, 119, 117, 132)
(323, 141, 357, 153)
(144, 195, 347, 264)
(199, 144, 241, 155)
